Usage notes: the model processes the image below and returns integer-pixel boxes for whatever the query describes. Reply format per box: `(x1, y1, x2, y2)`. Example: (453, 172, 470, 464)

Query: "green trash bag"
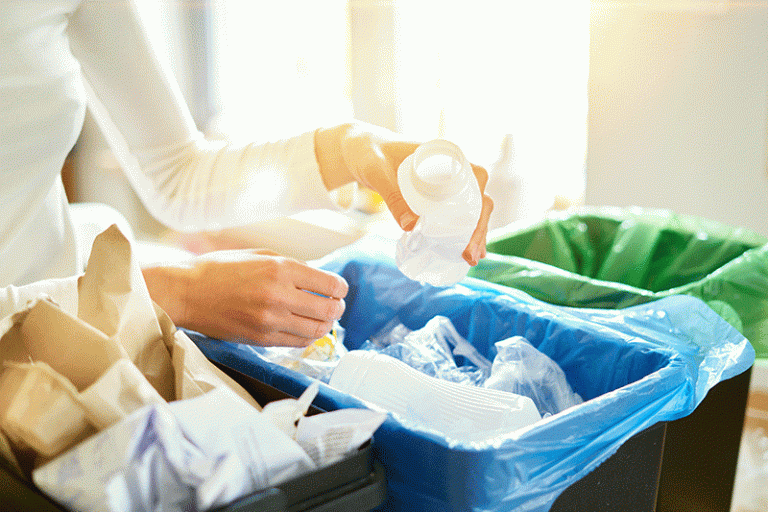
(468, 206, 768, 358)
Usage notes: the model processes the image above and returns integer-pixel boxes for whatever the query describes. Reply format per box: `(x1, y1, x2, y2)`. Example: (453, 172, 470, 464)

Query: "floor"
(731, 360, 768, 512)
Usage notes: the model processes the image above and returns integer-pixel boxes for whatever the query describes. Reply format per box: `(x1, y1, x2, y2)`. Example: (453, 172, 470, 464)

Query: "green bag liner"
(469, 206, 768, 358)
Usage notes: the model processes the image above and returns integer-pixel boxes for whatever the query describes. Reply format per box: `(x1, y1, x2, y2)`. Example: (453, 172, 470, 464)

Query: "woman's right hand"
(142, 249, 348, 346)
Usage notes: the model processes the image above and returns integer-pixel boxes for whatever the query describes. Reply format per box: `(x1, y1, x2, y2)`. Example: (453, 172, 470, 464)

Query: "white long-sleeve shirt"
(0, 0, 340, 318)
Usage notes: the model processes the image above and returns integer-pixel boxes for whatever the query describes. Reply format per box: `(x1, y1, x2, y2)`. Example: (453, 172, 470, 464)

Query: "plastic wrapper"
(188, 236, 755, 512)
(244, 325, 346, 382)
(484, 336, 583, 417)
(362, 316, 488, 386)
(362, 315, 581, 417)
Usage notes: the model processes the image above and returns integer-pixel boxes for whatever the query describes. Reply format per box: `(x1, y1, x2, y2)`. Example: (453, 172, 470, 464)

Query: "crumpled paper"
(0, 225, 385, 512)
(32, 386, 316, 512)
(261, 382, 387, 468)
(0, 225, 259, 473)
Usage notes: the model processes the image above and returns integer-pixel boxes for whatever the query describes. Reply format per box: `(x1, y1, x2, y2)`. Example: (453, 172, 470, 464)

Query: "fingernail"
(399, 211, 418, 230)
(470, 248, 482, 266)
(337, 298, 346, 319)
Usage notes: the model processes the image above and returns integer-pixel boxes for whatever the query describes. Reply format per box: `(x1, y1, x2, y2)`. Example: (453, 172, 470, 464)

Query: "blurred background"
(65, 0, 592, 254)
(61, 2, 768, 510)
(63, 0, 768, 253)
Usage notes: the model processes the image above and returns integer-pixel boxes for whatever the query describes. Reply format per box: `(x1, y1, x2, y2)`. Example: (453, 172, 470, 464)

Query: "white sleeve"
(66, 0, 339, 233)
(0, 276, 80, 320)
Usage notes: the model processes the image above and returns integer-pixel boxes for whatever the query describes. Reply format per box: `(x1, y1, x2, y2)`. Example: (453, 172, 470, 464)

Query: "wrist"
(142, 264, 195, 329)
(315, 123, 357, 191)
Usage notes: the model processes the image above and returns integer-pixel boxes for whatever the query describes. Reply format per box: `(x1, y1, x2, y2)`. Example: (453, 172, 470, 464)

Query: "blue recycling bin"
(187, 237, 753, 512)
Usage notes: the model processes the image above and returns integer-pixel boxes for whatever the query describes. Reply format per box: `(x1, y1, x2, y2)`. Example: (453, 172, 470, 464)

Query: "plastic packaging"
(328, 351, 541, 444)
(244, 325, 346, 382)
(395, 140, 482, 286)
(362, 316, 581, 417)
(484, 336, 583, 417)
(362, 316, 489, 386)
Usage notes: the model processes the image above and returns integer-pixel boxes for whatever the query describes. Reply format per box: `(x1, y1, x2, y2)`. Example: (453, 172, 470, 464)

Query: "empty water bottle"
(395, 140, 482, 286)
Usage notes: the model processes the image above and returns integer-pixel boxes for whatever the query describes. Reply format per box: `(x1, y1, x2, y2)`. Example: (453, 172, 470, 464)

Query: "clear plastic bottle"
(395, 139, 482, 286)
(328, 351, 541, 443)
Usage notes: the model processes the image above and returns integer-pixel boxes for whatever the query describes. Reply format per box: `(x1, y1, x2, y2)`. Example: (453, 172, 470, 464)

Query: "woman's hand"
(142, 249, 348, 346)
(315, 122, 493, 265)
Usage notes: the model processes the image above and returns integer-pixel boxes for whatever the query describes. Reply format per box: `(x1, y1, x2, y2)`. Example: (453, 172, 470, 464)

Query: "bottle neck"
(412, 154, 465, 200)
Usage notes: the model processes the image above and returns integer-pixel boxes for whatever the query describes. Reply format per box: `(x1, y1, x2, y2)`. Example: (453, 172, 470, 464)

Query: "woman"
(0, 0, 492, 346)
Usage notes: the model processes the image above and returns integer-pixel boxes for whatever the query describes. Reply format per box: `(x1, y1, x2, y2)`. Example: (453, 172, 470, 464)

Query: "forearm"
(70, 1, 339, 232)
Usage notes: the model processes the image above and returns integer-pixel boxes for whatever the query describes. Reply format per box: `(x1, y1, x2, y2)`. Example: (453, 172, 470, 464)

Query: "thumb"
(382, 189, 419, 231)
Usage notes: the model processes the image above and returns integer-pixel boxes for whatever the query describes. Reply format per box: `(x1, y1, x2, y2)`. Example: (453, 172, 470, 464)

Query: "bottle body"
(395, 140, 482, 286)
(328, 351, 541, 443)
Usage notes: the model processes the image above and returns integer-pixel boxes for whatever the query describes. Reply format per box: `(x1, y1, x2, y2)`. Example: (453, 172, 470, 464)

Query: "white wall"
(585, 1, 768, 236)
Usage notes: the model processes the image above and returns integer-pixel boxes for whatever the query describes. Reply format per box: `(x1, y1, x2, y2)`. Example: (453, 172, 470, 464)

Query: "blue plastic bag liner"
(186, 236, 754, 512)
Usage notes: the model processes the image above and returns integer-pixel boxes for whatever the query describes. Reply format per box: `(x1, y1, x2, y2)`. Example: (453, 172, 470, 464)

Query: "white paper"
(261, 381, 320, 438)
(167, 386, 316, 511)
(296, 408, 386, 467)
(33, 386, 316, 512)
(32, 401, 211, 512)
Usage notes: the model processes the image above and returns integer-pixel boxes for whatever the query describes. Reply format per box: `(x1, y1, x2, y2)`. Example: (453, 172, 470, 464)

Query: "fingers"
(231, 305, 340, 347)
(471, 163, 489, 192)
(363, 155, 419, 230)
(384, 190, 418, 231)
(463, 194, 494, 265)
(286, 260, 348, 299)
(459, 163, 492, 265)
(251, 308, 340, 347)
(348, 138, 420, 231)
(278, 312, 337, 341)
(289, 291, 345, 323)
(250, 330, 324, 348)
(252, 248, 287, 258)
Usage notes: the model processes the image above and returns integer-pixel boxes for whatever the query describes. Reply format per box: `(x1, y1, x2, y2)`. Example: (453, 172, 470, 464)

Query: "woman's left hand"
(315, 122, 494, 265)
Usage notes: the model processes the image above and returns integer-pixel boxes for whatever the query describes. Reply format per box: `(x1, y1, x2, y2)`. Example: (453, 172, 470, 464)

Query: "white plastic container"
(395, 140, 482, 286)
(328, 351, 541, 444)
